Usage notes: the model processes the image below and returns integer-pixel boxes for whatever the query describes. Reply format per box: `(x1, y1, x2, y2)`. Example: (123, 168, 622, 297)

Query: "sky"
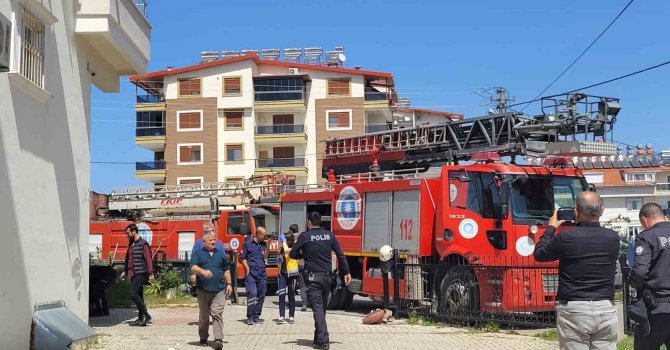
(90, 0, 670, 193)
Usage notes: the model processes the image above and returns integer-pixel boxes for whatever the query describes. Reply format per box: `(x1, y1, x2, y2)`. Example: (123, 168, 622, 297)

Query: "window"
(89, 234, 103, 259)
(253, 77, 304, 102)
(584, 173, 603, 184)
(177, 110, 203, 131)
(177, 232, 195, 260)
(177, 143, 203, 165)
(225, 144, 243, 163)
(625, 172, 655, 182)
(136, 111, 165, 136)
(628, 226, 643, 238)
(178, 78, 201, 96)
(227, 211, 251, 235)
(177, 177, 203, 185)
(448, 171, 502, 218)
(223, 76, 241, 95)
(508, 176, 587, 221)
(19, 6, 46, 88)
(225, 177, 245, 184)
(626, 198, 643, 210)
(219, 109, 244, 130)
(326, 110, 352, 130)
(327, 78, 350, 96)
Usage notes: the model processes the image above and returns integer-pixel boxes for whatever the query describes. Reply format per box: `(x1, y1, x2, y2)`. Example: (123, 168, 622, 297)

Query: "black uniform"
(290, 227, 349, 348)
(630, 221, 670, 350)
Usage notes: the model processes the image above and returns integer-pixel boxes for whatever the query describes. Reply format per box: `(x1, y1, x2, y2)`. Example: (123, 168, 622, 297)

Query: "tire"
(327, 286, 347, 310)
(339, 290, 354, 310)
(436, 266, 480, 315)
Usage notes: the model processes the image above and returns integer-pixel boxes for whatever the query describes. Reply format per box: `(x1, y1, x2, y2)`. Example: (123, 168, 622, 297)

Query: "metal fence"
(393, 255, 559, 327)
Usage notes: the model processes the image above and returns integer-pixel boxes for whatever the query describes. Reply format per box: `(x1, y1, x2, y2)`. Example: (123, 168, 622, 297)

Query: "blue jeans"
(278, 273, 297, 318)
(245, 273, 266, 320)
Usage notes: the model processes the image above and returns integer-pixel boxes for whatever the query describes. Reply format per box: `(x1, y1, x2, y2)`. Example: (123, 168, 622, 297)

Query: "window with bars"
(326, 110, 352, 130)
(178, 78, 201, 96)
(177, 111, 202, 131)
(19, 6, 46, 88)
(178, 144, 203, 164)
(223, 77, 242, 95)
(219, 109, 244, 130)
(226, 144, 243, 162)
(327, 78, 350, 96)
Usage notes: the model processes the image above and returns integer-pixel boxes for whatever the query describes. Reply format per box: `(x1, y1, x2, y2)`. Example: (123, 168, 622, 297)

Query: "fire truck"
(90, 175, 288, 285)
(278, 92, 659, 311)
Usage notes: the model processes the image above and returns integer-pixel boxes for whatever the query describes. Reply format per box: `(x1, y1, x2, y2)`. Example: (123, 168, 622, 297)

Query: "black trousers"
(307, 274, 332, 345)
(635, 313, 670, 350)
(129, 274, 148, 317)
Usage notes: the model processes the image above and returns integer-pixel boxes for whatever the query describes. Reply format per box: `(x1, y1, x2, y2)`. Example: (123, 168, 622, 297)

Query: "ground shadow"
(283, 339, 341, 348)
(187, 340, 229, 348)
(89, 308, 140, 328)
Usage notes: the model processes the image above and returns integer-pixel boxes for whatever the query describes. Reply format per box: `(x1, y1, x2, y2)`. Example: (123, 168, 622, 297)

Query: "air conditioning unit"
(288, 67, 300, 75)
(0, 13, 10, 72)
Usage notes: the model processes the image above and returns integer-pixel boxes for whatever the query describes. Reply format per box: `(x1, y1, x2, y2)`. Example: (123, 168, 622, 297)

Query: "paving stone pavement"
(90, 302, 558, 350)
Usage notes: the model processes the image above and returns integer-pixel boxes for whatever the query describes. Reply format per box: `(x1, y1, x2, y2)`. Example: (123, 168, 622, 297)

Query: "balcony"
(253, 77, 307, 109)
(135, 161, 166, 182)
(255, 158, 307, 175)
(136, 126, 165, 151)
(255, 124, 307, 143)
(365, 124, 389, 133)
(364, 91, 391, 109)
(656, 183, 670, 193)
(75, 0, 151, 92)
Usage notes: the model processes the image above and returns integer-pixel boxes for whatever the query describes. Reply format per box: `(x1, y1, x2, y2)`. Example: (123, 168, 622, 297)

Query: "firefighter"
(240, 226, 268, 325)
(630, 203, 670, 349)
(290, 212, 351, 350)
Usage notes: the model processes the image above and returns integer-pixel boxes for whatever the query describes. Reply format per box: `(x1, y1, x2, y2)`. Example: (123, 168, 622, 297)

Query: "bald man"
(630, 203, 670, 350)
(534, 191, 620, 350)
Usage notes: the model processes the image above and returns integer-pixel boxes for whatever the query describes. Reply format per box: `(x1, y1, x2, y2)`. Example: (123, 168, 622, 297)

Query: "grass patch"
(536, 329, 558, 341)
(105, 282, 196, 309)
(407, 313, 438, 326)
(145, 292, 195, 307)
(617, 336, 633, 350)
(482, 322, 500, 333)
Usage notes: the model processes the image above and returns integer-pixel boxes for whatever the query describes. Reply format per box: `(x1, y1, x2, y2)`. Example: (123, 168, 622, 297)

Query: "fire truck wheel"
(327, 286, 347, 310)
(340, 290, 354, 310)
(437, 267, 480, 314)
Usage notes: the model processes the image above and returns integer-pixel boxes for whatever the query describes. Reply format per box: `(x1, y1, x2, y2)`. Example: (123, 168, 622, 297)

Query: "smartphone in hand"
(557, 207, 576, 222)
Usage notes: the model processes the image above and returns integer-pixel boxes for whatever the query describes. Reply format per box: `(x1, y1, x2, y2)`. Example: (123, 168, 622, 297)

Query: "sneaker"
(277, 317, 287, 324)
(144, 313, 152, 324)
(253, 318, 264, 324)
(288, 317, 295, 324)
(246, 318, 255, 325)
(301, 306, 307, 312)
(214, 339, 223, 350)
(313, 343, 330, 350)
(199, 339, 208, 346)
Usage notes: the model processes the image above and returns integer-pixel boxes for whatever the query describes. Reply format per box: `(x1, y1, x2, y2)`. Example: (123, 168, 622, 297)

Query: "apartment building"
(582, 148, 670, 237)
(0, 0, 150, 347)
(129, 50, 401, 187)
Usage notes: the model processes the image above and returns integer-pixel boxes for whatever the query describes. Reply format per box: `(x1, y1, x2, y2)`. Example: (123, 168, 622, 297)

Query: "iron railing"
(136, 160, 166, 171)
(136, 94, 165, 103)
(254, 91, 305, 102)
(365, 91, 389, 101)
(656, 183, 670, 191)
(256, 157, 305, 168)
(365, 124, 388, 133)
(256, 124, 305, 134)
(136, 127, 165, 137)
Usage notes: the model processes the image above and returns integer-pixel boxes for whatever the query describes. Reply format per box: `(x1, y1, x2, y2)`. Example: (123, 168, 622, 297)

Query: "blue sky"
(90, 0, 670, 193)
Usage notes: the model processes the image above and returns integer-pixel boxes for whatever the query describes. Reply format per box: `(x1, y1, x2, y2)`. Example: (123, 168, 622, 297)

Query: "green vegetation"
(407, 312, 438, 326)
(536, 329, 558, 341)
(617, 336, 633, 350)
(482, 322, 500, 333)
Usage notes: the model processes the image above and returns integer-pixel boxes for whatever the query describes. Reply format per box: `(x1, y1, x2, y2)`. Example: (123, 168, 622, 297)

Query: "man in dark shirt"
(191, 232, 232, 350)
(534, 191, 619, 350)
(240, 226, 268, 325)
(123, 224, 155, 327)
(290, 212, 351, 350)
(630, 203, 670, 350)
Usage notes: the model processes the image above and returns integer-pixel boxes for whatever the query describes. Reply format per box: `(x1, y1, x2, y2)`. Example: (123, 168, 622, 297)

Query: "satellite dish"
(338, 53, 347, 62)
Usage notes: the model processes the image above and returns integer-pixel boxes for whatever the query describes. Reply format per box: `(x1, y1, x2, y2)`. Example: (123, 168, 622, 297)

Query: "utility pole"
(491, 87, 515, 113)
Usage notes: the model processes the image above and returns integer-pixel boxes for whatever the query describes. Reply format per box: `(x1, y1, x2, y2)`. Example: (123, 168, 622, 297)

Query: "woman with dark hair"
(277, 226, 300, 324)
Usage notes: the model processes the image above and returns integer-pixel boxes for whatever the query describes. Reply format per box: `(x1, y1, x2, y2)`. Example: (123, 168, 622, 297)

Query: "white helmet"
(379, 245, 393, 262)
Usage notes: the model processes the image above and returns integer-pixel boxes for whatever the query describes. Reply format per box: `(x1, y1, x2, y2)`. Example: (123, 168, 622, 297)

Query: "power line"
(520, 0, 635, 111)
(508, 59, 670, 109)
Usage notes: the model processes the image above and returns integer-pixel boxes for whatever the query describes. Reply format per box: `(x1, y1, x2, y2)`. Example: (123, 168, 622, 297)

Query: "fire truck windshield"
(509, 176, 587, 221)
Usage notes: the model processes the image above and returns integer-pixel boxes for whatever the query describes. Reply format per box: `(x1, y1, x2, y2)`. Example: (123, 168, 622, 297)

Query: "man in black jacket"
(534, 191, 620, 350)
(290, 212, 350, 350)
(630, 203, 670, 350)
(123, 224, 155, 327)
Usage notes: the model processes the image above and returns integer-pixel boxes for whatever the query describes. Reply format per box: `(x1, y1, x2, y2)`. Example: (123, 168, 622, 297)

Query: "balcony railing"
(137, 94, 165, 104)
(256, 124, 305, 135)
(254, 91, 305, 102)
(657, 183, 670, 191)
(365, 124, 389, 133)
(136, 161, 166, 171)
(256, 158, 305, 168)
(136, 126, 165, 137)
(365, 91, 389, 101)
(135, 0, 148, 17)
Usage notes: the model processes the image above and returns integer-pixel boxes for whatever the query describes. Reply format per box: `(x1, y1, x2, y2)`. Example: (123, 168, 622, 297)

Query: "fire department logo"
(336, 186, 361, 230)
(458, 219, 478, 239)
(137, 223, 153, 245)
(516, 236, 535, 257)
(449, 184, 458, 202)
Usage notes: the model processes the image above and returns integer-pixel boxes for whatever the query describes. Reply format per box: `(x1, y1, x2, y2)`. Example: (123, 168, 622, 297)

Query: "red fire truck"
(90, 175, 287, 284)
(278, 93, 647, 311)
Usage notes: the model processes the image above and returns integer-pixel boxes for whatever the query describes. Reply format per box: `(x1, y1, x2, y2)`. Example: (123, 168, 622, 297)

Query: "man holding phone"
(534, 191, 620, 350)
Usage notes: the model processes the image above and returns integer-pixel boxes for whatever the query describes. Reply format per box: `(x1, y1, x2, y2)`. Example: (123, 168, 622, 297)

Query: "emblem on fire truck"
(336, 186, 361, 230)
(137, 223, 153, 245)
(516, 236, 535, 257)
(458, 218, 478, 239)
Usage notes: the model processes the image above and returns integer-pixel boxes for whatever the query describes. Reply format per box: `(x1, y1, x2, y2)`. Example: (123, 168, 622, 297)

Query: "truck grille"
(266, 252, 279, 266)
(542, 274, 559, 293)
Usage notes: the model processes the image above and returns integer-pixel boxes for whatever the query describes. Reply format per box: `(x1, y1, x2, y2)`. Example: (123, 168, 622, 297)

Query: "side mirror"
(240, 223, 250, 236)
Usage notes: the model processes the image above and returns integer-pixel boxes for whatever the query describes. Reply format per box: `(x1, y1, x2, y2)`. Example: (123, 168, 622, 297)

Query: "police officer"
(240, 226, 269, 325)
(290, 212, 350, 350)
(630, 203, 670, 349)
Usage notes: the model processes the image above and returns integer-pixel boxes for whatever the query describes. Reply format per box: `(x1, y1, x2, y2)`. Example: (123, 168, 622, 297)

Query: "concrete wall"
(0, 0, 91, 347)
